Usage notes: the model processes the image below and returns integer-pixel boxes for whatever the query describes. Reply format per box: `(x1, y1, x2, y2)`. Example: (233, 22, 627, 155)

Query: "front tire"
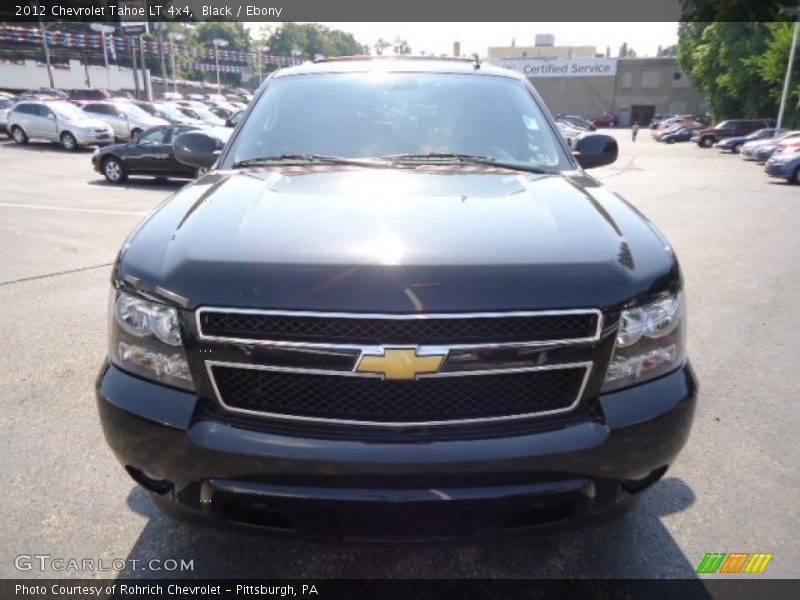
(791, 167, 800, 185)
(103, 156, 127, 184)
(11, 125, 27, 145)
(700, 136, 714, 148)
(60, 131, 78, 151)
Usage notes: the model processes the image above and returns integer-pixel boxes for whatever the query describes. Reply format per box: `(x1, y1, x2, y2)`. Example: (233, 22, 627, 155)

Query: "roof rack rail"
(312, 55, 477, 64)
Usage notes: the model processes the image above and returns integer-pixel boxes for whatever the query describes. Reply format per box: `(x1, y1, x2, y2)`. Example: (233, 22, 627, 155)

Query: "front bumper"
(765, 161, 793, 178)
(96, 362, 697, 540)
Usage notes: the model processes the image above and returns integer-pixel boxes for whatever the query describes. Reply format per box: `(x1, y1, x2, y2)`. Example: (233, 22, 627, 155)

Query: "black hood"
(116, 167, 679, 312)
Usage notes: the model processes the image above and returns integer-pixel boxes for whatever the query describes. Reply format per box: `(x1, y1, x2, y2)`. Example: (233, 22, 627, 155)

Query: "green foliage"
(262, 23, 367, 58)
(677, 20, 799, 125)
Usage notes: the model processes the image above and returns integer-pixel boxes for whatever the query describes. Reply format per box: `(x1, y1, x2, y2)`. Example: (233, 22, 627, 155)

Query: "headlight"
(109, 289, 194, 391)
(601, 292, 686, 393)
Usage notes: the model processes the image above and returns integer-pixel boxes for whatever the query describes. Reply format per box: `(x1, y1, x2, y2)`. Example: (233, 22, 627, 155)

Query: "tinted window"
(230, 73, 567, 169)
(13, 103, 34, 115)
(138, 128, 167, 144)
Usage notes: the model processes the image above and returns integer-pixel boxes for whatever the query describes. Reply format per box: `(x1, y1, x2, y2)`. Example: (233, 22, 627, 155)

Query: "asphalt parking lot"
(0, 131, 798, 580)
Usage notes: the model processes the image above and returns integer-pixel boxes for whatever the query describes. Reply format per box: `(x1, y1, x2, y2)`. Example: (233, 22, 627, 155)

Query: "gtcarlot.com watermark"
(14, 554, 194, 573)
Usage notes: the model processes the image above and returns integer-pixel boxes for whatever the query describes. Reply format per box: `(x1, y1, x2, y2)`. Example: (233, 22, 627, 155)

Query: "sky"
(244, 22, 679, 58)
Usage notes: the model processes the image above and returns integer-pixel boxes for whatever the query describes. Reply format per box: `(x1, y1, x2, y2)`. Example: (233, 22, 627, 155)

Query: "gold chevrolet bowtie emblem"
(356, 348, 447, 380)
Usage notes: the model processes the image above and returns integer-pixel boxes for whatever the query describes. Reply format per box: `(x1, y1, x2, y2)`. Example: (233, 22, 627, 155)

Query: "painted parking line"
(0, 202, 148, 217)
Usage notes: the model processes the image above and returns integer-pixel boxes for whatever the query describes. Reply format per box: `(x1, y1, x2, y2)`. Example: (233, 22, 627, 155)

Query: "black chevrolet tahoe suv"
(97, 57, 697, 540)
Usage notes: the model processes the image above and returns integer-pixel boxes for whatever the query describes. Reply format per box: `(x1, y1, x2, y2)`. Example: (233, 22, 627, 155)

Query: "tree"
(263, 23, 365, 58)
(393, 38, 412, 55)
(374, 38, 392, 56)
(677, 2, 799, 125)
(678, 22, 798, 123)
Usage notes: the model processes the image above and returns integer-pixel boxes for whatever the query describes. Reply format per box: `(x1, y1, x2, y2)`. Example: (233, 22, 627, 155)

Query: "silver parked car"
(7, 100, 113, 150)
(82, 101, 168, 141)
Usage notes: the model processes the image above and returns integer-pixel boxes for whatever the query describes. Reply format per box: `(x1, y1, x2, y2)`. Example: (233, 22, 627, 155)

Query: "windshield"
(227, 73, 569, 170)
(156, 104, 188, 120)
(119, 103, 151, 119)
(188, 104, 221, 121)
(51, 102, 92, 120)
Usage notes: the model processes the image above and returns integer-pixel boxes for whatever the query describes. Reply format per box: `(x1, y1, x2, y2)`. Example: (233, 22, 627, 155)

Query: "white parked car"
(82, 101, 168, 141)
(171, 101, 225, 126)
(0, 97, 17, 136)
(7, 100, 113, 150)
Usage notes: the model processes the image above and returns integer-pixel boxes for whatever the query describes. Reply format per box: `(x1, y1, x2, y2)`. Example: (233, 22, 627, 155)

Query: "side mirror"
(46, 113, 56, 120)
(572, 133, 618, 169)
(174, 131, 222, 169)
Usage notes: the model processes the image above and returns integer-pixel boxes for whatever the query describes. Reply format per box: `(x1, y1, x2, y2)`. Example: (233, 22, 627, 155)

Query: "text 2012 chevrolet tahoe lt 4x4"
(97, 57, 697, 540)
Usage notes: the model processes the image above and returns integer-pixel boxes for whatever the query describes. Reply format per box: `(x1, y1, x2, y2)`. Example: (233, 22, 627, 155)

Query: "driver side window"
(138, 128, 167, 145)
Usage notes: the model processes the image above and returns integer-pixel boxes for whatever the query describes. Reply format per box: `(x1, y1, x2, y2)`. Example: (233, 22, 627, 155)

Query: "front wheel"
(103, 156, 128, 184)
(700, 136, 714, 148)
(11, 126, 27, 145)
(667, 138, 675, 144)
(195, 167, 208, 178)
(791, 167, 800, 185)
(60, 131, 78, 151)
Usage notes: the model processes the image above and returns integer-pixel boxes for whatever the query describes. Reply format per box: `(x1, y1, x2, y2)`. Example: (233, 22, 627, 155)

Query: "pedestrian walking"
(632, 121, 640, 142)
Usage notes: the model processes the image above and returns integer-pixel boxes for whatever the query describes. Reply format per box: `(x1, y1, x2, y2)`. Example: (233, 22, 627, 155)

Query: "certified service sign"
(494, 58, 618, 78)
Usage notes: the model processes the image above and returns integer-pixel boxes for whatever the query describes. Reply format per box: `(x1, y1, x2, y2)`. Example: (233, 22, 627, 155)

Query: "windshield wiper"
(232, 154, 387, 169)
(380, 153, 555, 174)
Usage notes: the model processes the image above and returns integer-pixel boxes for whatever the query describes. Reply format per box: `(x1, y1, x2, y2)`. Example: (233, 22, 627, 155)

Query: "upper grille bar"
(196, 308, 603, 349)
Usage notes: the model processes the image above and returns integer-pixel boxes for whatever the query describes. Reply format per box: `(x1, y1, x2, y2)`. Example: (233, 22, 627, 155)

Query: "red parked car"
(68, 88, 113, 106)
(590, 112, 619, 127)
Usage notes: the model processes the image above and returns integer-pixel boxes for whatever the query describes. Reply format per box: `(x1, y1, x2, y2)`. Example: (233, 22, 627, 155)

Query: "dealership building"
(487, 37, 707, 126)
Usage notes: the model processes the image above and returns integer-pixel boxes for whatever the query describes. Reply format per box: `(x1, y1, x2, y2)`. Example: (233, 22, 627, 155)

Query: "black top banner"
(1, 0, 690, 23)
(3, 579, 800, 600)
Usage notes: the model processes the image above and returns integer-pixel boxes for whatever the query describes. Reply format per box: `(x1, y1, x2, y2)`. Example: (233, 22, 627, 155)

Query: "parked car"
(162, 92, 185, 102)
(555, 114, 596, 131)
(172, 101, 225, 126)
(19, 88, 66, 101)
(97, 57, 696, 540)
(92, 125, 230, 183)
(691, 119, 771, 148)
(82, 101, 169, 141)
(654, 121, 702, 141)
(764, 150, 800, 184)
(742, 131, 800, 162)
(224, 110, 244, 128)
(715, 128, 781, 153)
(590, 112, 619, 127)
(0, 97, 17, 136)
(7, 100, 113, 150)
(69, 88, 113, 106)
(555, 121, 581, 148)
(132, 101, 204, 127)
(660, 126, 700, 144)
(649, 114, 667, 129)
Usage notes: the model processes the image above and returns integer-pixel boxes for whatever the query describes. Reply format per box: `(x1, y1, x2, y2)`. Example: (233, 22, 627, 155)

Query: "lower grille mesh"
(210, 365, 587, 424)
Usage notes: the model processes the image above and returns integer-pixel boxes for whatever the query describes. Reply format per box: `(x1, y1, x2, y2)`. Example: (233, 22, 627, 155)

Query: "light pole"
(258, 45, 270, 85)
(212, 38, 229, 95)
(90, 24, 115, 90)
(36, 3, 60, 89)
(168, 32, 184, 95)
(777, 7, 800, 131)
(291, 45, 302, 62)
